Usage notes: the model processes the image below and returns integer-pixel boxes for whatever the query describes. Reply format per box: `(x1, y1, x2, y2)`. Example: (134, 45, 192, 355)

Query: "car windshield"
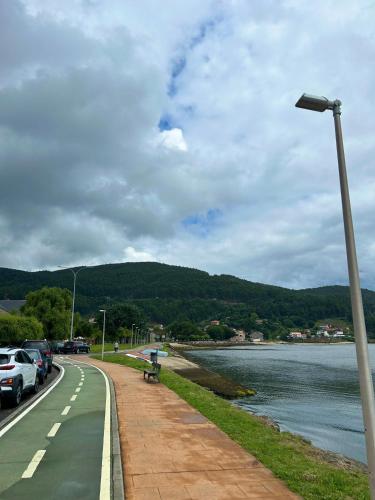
(0, 354, 10, 365)
(25, 350, 40, 360)
(23, 341, 47, 350)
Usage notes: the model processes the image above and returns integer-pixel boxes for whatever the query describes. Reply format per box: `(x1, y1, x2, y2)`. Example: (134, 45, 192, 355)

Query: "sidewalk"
(85, 357, 299, 500)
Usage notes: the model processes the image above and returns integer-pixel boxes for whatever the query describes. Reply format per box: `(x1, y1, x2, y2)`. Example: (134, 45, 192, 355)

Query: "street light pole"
(59, 266, 86, 341)
(100, 309, 106, 361)
(296, 94, 375, 497)
(131, 323, 135, 349)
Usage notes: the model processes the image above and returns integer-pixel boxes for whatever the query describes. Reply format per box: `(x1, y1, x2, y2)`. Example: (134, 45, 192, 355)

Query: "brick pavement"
(84, 357, 300, 500)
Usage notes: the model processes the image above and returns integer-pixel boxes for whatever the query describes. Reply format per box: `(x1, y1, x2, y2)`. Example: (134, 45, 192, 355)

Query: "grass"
(93, 353, 370, 500)
(90, 342, 148, 353)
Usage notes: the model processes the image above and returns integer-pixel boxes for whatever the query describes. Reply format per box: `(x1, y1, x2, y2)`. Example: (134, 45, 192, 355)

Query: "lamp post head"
(99, 309, 106, 313)
(295, 93, 337, 112)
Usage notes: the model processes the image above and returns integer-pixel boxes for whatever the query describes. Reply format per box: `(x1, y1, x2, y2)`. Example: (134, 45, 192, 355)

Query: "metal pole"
(333, 101, 375, 497)
(131, 324, 134, 348)
(101, 310, 106, 361)
(70, 271, 76, 341)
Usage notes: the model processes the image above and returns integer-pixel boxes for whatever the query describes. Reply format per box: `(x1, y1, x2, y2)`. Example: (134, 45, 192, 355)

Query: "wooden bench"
(143, 362, 161, 383)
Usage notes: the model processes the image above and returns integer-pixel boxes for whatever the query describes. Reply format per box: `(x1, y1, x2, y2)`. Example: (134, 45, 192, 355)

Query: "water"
(185, 344, 375, 463)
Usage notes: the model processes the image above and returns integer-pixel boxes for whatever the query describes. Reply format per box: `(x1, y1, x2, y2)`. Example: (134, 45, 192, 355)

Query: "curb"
(108, 375, 125, 500)
(0, 362, 63, 432)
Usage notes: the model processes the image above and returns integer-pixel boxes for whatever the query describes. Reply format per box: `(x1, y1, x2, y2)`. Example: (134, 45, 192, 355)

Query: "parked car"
(0, 348, 38, 407)
(21, 340, 53, 373)
(50, 341, 65, 354)
(24, 349, 48, 384)
(62, 341, 90, 354)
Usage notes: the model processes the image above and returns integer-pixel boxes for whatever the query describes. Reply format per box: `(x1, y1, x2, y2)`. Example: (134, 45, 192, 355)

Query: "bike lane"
(0, 357, 108, 500)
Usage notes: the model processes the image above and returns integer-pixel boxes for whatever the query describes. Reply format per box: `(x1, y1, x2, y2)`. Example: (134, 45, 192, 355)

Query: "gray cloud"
(0, 0, 375, 290)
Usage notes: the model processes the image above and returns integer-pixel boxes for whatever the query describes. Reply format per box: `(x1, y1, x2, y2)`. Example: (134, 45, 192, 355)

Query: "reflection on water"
(186, 344, 375, 463)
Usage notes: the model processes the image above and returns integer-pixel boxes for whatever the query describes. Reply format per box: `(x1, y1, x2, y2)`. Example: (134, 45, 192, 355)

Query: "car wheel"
(32, 377, 39, 394)
(10, 382, 22, 407)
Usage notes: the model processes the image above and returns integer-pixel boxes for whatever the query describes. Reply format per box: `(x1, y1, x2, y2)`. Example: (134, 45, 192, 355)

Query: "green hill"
(0, 262, 374, 336)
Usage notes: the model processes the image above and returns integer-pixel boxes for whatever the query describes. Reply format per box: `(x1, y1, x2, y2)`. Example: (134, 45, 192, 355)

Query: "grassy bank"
(90, 342, 149, 353)
(94, 353, 369, 500)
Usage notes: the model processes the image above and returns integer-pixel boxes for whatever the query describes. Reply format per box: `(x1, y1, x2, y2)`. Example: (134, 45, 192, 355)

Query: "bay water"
(186, 344, 375, 463)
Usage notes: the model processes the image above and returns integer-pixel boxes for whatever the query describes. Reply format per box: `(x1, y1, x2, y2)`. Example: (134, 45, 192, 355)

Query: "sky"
(1, 0, 375, 290)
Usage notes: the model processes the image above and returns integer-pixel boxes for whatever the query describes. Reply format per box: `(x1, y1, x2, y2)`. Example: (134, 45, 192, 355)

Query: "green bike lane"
(0, 357, 109, 500)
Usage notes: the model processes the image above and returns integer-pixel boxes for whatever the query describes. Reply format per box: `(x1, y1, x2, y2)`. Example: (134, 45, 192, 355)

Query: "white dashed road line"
(61, 406, 71, 416)
(75, 387, 81, 393)
(70, 395, 77, 401)
(47, 423, 61, 438)
(22, 450, 46, 479)
(79, 382, 83, 386)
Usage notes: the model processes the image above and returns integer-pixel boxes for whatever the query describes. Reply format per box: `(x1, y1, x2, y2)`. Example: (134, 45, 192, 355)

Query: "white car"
(0, 348, 39, 407)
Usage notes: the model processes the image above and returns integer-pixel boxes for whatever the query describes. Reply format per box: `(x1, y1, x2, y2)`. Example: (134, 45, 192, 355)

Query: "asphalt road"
(0, 366, 60, 422)
(0, 356, 110, 500)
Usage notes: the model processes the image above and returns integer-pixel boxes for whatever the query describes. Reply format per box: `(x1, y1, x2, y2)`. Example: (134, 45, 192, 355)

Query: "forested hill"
(1, 262, 375, 333)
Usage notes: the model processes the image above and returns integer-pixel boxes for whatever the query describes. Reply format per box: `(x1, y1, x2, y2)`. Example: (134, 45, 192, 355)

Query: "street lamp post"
(131, 323, 135, 349)
(59, 266, 86, 341)
(296, 93, 375, 497)
(100, 309, 106, 361)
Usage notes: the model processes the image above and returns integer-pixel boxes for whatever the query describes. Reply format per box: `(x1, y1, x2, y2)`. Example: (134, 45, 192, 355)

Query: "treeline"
(1, 262, 375, 336)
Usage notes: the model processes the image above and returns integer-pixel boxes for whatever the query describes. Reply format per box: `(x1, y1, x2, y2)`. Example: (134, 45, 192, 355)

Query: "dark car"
(50, 341, 65, 354)
(24, 349, 48, 384)
(21, 340, 53, 373)
(62, 341, 90, 354)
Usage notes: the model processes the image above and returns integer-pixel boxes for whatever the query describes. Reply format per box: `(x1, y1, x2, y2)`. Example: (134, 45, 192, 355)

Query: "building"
(250, 331, 264, 343)
(333, 331, 345, 338)
(210, 320, 220, 326)
(288, 331, 306, 340)
(230, 329, 246, 343)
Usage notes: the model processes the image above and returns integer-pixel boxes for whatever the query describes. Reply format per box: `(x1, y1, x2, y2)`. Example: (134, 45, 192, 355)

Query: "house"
(333, 331, 345, 338)
(230, 329, 246, 343)
(250, 331, 264, 343)
(288, 331, 306, 340)
(210, 320, 220, 326)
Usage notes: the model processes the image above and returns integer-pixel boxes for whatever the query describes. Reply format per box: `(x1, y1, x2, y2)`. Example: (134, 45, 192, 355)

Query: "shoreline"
(161, 344, 255, 398)
(166, 342, 367, 474)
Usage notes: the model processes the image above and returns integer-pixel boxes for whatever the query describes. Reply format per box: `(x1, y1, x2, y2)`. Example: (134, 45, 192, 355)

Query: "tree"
(21, 287, 72, 339)
(0, 315, 43, 344)
(206, 325, 233, 341)
(167, 321, 202, 341)
(117, 327, 132, 342)
(96, 303, 145, 339)
(74, 316, 101, 340)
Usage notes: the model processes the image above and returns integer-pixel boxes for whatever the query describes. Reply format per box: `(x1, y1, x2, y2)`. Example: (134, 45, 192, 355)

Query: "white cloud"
(157, 128, 188, 152)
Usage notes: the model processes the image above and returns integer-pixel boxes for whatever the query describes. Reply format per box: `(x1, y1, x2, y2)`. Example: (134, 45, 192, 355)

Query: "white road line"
(61, 406, 71, 415)
(47, 422, 61, 437)
(0, 363, 65, 439)
(79, 382, 83, 386)
(22, 450, 46, 479)
(75, 387, 81, 393)
(70, 394, 77, 401)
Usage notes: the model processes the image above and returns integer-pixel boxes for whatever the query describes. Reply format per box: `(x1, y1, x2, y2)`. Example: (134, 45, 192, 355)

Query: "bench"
(143, 362, 161, 383)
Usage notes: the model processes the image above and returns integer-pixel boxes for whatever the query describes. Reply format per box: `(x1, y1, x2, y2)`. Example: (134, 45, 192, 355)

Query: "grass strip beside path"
(93, 353, 369, 500)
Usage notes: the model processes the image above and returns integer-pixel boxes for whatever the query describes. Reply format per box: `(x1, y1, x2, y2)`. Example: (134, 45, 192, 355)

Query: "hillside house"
(210, 320, 220, 326)
(230, 329, 246, 342)
(250, 331, 264, 343)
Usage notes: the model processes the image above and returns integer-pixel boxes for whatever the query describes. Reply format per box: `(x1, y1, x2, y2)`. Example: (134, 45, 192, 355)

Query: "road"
(0, 356, 110, 500)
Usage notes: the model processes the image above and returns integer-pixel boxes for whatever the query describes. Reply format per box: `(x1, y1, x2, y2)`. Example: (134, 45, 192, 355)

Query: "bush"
(0, 315, 43, 345)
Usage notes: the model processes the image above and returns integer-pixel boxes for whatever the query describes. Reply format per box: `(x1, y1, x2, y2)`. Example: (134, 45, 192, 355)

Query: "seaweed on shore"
(173, 366, 256, 399)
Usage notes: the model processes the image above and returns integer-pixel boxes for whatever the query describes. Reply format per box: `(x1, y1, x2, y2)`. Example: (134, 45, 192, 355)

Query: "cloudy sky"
(1, 0, 375, 290)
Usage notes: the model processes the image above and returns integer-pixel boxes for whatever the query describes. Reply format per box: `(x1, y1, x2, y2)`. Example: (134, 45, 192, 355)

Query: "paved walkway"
(85, 357, 300, 500)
